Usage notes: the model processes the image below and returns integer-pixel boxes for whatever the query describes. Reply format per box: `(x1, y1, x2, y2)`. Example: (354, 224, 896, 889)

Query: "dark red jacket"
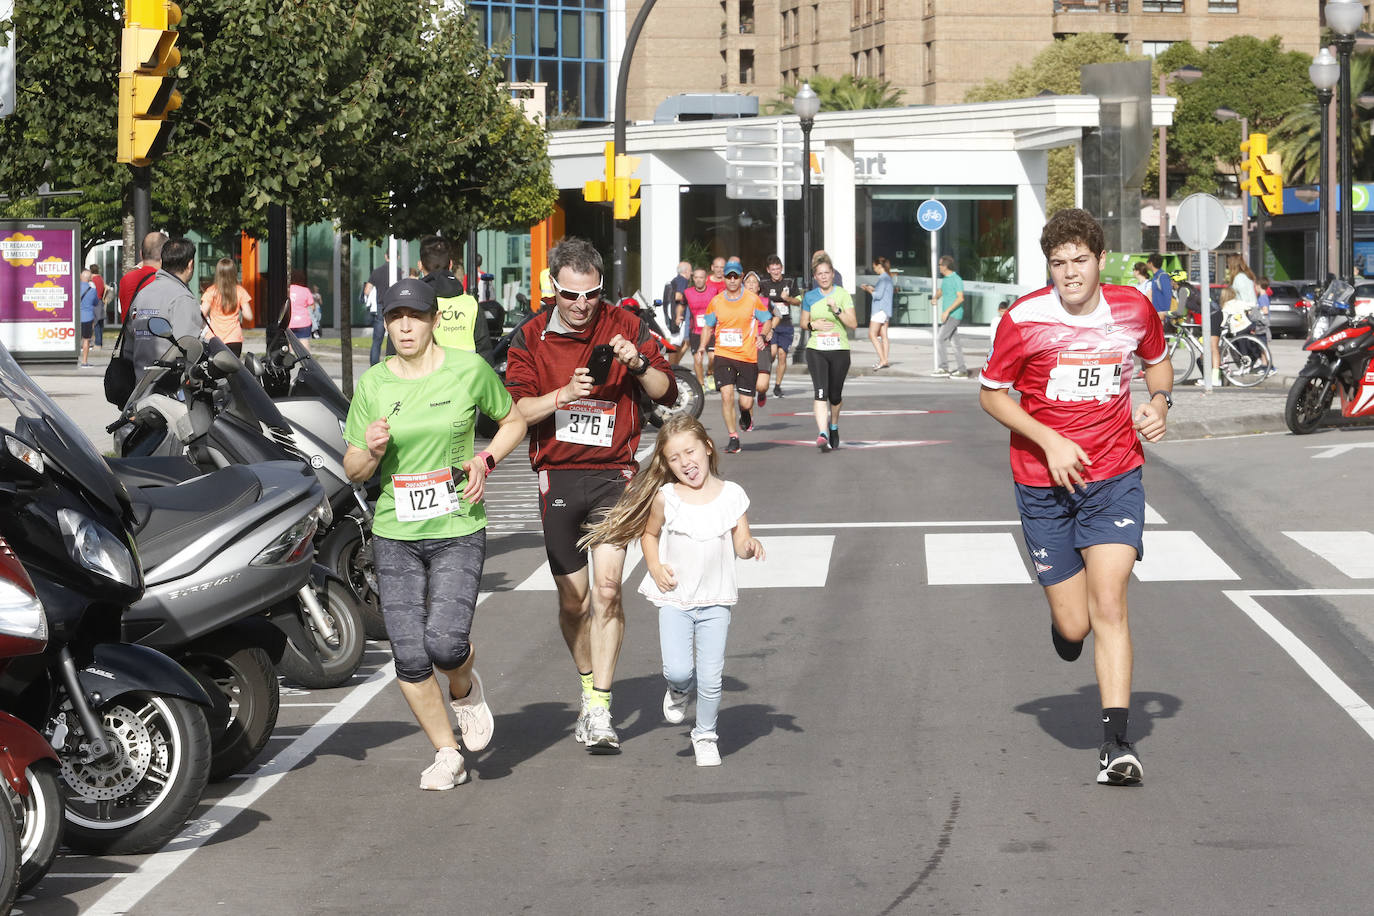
(505, 303, 677, 472)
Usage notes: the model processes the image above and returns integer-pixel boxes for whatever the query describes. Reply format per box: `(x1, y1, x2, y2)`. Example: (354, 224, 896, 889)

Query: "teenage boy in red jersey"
(978, 208, 1171, 787)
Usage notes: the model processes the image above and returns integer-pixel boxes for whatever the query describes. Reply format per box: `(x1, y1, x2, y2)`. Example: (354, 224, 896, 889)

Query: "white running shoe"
(451, 670, 494, 752)
(692, 735, 721, 767)
(663, 687, 690, 724)
(585, 705, 620, 752)
(573, 693, 591, 744)
(419, 747, 468, 791)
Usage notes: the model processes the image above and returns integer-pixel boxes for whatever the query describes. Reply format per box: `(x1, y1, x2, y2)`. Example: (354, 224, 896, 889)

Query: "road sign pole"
(931, 229, 939, 373)
(1175, 193, 1229, 394)
(1200, 249, 1213, 391)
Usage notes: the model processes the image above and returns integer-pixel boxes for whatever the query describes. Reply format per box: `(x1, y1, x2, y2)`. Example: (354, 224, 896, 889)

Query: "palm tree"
(762, 75, 906, 115)
(1271, 54, 1374, 185)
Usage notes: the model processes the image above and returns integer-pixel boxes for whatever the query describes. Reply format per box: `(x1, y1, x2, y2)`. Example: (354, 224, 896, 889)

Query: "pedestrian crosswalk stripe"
(1132, 530, 1240, 581)
(925, 533, 1031, 585)
(1144, 502, 1166, 525)
(1282, 531, 1374, 578)
(512, 536, 834, 591)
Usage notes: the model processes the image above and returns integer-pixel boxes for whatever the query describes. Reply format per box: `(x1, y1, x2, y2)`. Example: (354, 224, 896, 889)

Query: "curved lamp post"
(1311, 47, 1340, 282)
(1327, 0, 1365, 281)
(793, 83, 820, 281)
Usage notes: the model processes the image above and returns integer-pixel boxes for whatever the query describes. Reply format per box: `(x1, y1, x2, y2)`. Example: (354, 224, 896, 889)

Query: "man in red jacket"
(506, 236, 677, 753)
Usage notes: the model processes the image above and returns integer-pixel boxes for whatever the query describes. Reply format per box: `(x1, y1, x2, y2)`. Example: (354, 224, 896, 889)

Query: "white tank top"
(638, 481, 749, 609)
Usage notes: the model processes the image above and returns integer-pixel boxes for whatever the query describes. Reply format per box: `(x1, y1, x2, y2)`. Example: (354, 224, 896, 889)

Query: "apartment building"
(624, 0, 1320, 121)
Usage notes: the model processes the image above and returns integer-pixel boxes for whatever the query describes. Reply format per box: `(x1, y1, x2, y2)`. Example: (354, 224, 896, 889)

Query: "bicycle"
(1162, 314, 1273, 388)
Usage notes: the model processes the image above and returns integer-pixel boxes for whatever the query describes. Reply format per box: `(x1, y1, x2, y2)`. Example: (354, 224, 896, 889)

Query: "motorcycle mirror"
(147, 316, 174, 339)
(242, 352, 263, 377)
(210, 350, 241, 376)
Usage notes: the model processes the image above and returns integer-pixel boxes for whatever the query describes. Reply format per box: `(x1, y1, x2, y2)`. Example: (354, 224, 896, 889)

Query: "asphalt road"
(16, 372, 1374, 915)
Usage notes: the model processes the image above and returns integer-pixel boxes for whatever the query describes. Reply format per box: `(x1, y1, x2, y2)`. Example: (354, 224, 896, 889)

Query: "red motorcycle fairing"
(0, 711, 57, 799)
(1308, 324, 1373, 351)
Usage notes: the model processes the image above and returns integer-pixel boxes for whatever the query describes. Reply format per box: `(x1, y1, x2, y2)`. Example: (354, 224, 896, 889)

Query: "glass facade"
(467, 1, 609, 123)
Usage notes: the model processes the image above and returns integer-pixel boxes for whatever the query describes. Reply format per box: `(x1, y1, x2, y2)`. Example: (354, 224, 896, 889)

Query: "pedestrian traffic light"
(613, 154, 641, 221)
(583, 142, 613, 203)
(117, 0, 183, 166)
(1238, 133, 1267, 198)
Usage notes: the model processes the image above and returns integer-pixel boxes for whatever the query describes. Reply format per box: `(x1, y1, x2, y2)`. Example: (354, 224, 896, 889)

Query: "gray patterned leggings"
(373, 531, 486, 683)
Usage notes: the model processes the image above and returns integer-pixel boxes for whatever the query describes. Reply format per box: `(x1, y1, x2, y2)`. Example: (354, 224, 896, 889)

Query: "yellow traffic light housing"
(1239, 133, 1267, 198)
(118, 0, 183, 166)
(583, 142, 614, 203)
(1257, 152, 1284, 215)
(613, 154, 641, 221)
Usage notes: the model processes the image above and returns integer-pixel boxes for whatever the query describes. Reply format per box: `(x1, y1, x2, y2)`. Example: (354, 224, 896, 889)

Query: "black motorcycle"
(0, 341, 213, 856)
(1285, 279, 1374, 434)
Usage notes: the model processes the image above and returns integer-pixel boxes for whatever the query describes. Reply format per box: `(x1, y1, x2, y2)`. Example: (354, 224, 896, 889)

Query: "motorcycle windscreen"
(206, 337, 296, 436)
(282, 332, 351, 417)
(0, 341, 130, 519)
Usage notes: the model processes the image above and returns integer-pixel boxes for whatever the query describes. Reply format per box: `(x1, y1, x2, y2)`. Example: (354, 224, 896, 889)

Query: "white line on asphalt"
(278, 703, 340, 708)
(1224, 590, 1374, 742)
(86, 594, 486, 914)
(1282, 531, 1374, 578)
(925, 532, 1032, 585)
(752, 520, 1022, 529)
(1144, 502, 1166, 525)
(1133, 531, 1240, 581)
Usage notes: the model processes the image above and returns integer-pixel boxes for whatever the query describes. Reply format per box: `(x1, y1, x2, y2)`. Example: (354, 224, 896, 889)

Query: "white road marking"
(925, 533, 1031, 585)
(84, 595, 483, 914)
(1224, 590, 1374, 742)
(1282, 531, 1374, 578)
(1307, 442, 1374, 459)
(1133, 531, 1239, 581)
(752, 520, 1022, 529)
(514, 537, 834, 590)
(1144, 502, 1166, 525)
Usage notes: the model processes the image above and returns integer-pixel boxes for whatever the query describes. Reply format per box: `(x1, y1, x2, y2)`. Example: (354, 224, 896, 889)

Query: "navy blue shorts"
(772, 325, 794, 352)
(1014, 467, 1145, 587)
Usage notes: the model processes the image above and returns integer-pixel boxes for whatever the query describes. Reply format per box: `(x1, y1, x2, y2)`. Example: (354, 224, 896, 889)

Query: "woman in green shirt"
(343, 278, 527, 791)
(800, 256, 857, 451)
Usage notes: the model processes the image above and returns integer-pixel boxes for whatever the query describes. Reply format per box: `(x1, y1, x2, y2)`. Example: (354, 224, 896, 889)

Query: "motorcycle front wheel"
(1285, 375, 1334, 435)
(58, 692, 211, 856)
(16, 760, 63, 893)
(183, 641, 280, 781)
(320, 521, 384, 641)
(276, 585, 365, 689)
(648, 367, 706, 427)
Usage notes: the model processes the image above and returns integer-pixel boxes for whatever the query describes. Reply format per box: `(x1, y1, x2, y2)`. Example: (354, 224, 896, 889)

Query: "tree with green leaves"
(1155, 36, 1314, 198)
(965, 33, 1138, 215)
(762, 74, 905, 115)
(1269, 53, 1374, 186)
(0, 0, 555, 253)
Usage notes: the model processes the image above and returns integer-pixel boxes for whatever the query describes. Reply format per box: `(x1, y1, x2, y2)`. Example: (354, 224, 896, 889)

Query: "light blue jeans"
(659, 604, 731, 738)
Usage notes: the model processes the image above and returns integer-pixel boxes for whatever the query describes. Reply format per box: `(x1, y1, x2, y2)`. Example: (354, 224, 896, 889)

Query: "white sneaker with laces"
(419, 747, 467, 791)
(692, 734, 721, 767)
(573, 693, 591, 744)
(450, 670, 494, 752)
(584, 704, 619, 752)
(663, 687, 690, 724)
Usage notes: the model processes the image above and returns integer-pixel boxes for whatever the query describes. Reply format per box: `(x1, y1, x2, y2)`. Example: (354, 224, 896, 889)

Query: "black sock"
(1102, 707, 1129, 744)
(739, 409, 751, 428)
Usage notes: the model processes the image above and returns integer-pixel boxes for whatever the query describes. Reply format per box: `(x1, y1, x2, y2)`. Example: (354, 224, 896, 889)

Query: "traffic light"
(1238, 133, 1266, 198)
(1256, 152, 1284, 216)
(613, 154, 641, 221)
(118, 0, 183, 166)
(583, 142, 613, 203)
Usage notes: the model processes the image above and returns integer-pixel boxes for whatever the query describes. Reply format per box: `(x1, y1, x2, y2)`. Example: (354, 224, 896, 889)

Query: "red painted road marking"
(771, 439, 950, 449)
(771, 409, 951, 417)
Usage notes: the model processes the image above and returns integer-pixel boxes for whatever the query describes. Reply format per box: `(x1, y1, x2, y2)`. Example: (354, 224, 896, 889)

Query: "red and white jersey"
(980, 283, 1167, 487)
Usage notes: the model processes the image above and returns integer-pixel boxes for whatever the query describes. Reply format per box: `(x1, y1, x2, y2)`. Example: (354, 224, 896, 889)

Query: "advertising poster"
(0, 219, 80, 359)
(1353, 241, 1374, 280)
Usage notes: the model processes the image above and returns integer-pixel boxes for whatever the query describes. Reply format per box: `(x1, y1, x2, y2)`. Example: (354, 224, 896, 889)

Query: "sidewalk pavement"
(16, 326, 1320, 447)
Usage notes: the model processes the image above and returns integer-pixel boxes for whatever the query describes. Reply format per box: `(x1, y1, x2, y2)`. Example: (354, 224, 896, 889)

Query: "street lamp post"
(1310, 47, 1340, 283)
(1327, 0, 1365, 282)
(793, 83, 820, 364)
(1158, 66, 1202, 253)
(1215, 107, 1249, 263)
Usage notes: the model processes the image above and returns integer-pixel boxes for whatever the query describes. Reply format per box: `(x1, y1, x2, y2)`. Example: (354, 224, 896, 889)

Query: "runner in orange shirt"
(702, 259, 772, 454)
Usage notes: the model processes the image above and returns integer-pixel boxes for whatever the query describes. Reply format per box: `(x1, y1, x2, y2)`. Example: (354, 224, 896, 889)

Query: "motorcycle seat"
(129, 466, 264, 570)
(106, 455, 202, 489)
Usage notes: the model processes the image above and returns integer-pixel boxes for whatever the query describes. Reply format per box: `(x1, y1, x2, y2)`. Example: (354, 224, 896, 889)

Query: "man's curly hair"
(1040, 208, 1106, 259)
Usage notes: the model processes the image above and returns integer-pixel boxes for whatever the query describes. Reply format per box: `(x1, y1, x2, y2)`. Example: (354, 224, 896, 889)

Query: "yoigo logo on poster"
(36, 326, 75, 341)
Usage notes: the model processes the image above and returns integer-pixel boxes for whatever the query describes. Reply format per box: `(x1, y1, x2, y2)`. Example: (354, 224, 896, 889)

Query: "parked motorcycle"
(0, 538, 64, 894)
(109, 322, 366, 686)
(0, 341, 213, 856)
(1285, 280, 1374, 434)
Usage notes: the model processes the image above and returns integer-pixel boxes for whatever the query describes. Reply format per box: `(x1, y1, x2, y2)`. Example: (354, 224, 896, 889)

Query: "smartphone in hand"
(588, 344, 616, 386)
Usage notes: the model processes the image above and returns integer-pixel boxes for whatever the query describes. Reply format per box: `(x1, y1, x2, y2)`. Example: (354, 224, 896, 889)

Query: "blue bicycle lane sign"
(917, 199, 947, 232)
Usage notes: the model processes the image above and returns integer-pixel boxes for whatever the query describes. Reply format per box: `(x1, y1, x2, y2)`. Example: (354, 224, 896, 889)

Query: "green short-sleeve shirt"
(802, 286, 854, 351)
(344, 347, 513, 541)
(941, 272, 965, 320)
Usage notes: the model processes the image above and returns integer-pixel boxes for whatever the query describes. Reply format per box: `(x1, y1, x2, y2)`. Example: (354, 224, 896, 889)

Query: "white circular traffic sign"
(1174, 193, 1230, 251)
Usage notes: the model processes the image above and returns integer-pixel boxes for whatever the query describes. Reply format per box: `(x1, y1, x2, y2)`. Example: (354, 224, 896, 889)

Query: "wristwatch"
(627, 355, 650, 376)
(476, 450, 496, 474)
(1149, 390, 1173, 409)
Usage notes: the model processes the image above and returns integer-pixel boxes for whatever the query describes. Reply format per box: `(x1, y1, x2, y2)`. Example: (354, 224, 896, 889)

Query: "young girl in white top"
(581, 414, 764, 766)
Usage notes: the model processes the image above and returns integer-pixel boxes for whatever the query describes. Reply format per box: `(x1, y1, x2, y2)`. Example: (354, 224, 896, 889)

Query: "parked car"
(1265, 282, 1311, 338)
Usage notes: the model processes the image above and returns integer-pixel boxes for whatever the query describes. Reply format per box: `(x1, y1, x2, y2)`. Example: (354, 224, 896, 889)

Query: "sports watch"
(477, 450, 496, 474)
(1149, 390, 1173, 409)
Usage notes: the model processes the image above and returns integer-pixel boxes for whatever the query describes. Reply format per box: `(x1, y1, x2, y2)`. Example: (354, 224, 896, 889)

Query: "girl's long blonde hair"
(1225, 253, 1256, 287)
(579, 414, 720, 550)
(213, 258, 239, 315)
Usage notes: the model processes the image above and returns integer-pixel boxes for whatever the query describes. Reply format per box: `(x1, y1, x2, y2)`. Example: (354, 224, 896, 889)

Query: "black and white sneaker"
(725, 436, 741, 454)
(828, 428, 839, 450)
(1097, 739, 1143, 786)
(773, 384, 784, 398)
(1051, 623, 1084, 662)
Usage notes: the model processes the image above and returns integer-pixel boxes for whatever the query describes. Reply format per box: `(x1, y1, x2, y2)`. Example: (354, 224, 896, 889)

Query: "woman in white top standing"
(581, 414, 765, 766)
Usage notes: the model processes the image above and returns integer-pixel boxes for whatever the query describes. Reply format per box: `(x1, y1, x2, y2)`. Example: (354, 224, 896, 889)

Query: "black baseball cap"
(381, 277, 437, 317)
